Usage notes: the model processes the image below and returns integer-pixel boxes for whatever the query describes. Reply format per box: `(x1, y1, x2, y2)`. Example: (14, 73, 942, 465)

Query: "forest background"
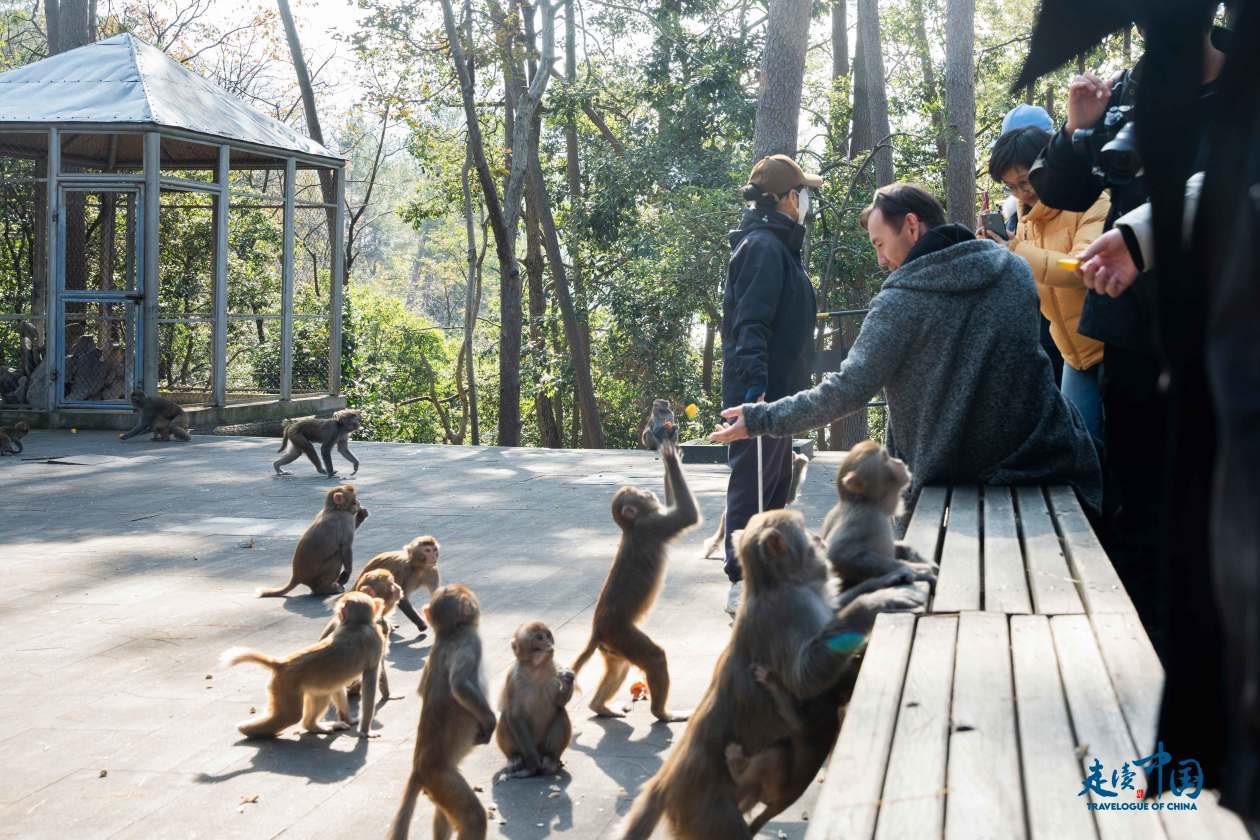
(0, 0, 1143, 449)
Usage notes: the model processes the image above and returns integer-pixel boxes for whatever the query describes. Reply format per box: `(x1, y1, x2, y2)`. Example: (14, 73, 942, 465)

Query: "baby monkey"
(223, 590, 385, 738)
(0, 421, 30, 455)
(322, 568, 402, 701)
(640, 399, 678, 451)
(724, 663, 804, 817)
(274, 408, 363, 477)
(119, 390, 190, 441)
(823, 440, 938, 609)
(497, 621, 575, 778)
(354, 536, 440, 638)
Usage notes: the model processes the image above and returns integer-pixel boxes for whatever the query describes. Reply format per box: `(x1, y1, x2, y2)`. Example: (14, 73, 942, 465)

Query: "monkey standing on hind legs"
(388, 584, 496, 840)
(273, 409, 362, 477)
(321, 568, 402, 701)
(571, 438, 700, 722)
(0, 421, 30, 455)
(222, 590, 385, 738)
(354, 536, 440, 639)
(702, 451, 809, 559)
(257, 484, 367, 597)
(497, 621, 575, 779)
(118, 390, 190, 442)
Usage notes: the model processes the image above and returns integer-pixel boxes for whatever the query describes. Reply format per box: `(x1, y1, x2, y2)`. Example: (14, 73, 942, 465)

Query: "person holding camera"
(718, 154, 820, 616)
(982, 125, 1110, 442)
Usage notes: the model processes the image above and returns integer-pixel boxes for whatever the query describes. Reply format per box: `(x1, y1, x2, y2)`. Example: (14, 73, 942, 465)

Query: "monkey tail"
(172, 427, 191, 442)
(220, 647, 278, 671)
(571, 637, 599, 676)
(618, 777, 667, 840)
(256, 578, 298, 598)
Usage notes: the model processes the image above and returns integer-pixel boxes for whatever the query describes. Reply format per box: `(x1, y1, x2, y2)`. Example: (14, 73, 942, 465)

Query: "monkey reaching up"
(274, 409, 362, 477)
(119, 390, 190, 441)
(0, 421, 30, 455)
(640, 399, 678, 451)
(822, 441, 938, 610)
(322, 568, 402, 701)
(258, 484, 366, 597)
(389, 584, 496, 840)
(222, 591, 385, 738)
(497, 621, 575, 779)
(702, 451, 809, 559)
(571, 439, 700, 722)
(354, 536, 440, 638)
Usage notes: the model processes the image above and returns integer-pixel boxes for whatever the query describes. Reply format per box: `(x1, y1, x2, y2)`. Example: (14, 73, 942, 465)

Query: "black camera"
(1070, 70, 1142, 188)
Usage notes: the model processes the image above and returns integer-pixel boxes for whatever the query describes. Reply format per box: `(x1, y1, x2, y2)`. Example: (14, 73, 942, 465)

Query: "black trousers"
(723, 435, 794, 583)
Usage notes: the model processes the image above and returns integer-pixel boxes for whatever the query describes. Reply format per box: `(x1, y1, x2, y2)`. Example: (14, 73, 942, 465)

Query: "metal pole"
(756, 436, 764, 513)
(212, 145, 229, 406)
(44, 127, 59, 409)
(142, 131, 160, 394)
(280, 157, 295, 401)
(329, 164, 345, 396)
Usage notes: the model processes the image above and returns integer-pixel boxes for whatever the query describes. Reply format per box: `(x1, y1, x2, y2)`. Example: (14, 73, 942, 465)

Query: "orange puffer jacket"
(1009, 195, 1109, 371)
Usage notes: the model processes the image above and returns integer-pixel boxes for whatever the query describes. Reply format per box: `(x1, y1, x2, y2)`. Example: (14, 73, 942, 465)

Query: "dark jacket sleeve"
(1030, 128, 1107, 214)
(728, 236, 783, 402)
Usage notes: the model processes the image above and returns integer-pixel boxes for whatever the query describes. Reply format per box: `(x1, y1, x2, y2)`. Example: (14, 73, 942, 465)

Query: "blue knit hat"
(1001, 104, 1054, 135)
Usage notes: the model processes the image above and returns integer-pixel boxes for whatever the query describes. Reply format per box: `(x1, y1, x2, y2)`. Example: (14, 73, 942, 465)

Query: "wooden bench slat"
(874, 615, 957, 840)
(933, 486, 981, 613)
(1089, 611, 1163, 758)
(1011, 615, 1101, 840)
(903, 486, 948, 561)
(806, 612, 916, 840)
(945, 612, 1026, 840)
(1051, 615, 1166, 840)
(1047, 486, 1138, 616)
(983, 487, 1032, 614)
(1160, 791, 1254, 840)
(1016, 486, 1086, 615)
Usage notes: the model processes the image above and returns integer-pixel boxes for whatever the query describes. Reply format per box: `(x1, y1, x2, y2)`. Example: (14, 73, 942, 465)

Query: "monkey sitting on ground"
(822, 441, 938, 610)
(640, 399, 678, 451)
(322, 568, 402, 701)
(118, 390, 190, 441)
(0, 421, 30, 455)
(618, 509, 925, 839)
(497, 621, 575, 779)
(354, 536, 440, 638)
(571, 438, 700, 722)
(222, 590, 385, 738)
(702, 451, 809, 559)
(274, 409, 362, 477)
(258, 484, 366, 597)
(389, 584, 497, 840)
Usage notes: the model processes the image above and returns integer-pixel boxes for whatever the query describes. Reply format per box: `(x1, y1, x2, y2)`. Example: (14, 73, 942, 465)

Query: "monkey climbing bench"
(0, 33, 347, 430)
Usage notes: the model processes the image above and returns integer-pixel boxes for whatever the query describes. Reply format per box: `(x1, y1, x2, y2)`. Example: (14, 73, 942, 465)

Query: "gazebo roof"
(0, 33, 342, 168)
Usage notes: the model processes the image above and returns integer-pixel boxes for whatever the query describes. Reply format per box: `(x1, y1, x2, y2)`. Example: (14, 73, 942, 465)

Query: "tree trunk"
(849, 14, 871, 157)
(831, 0, 848, 78)
(460, 149, 480, 445)
(943, 0, 976, 226)
(857, 0, 893, 185)
(827, 316, 867, 448)
(524, 175, 562, 448)
(701, 319, 716, 396)
(911, 0, 945, 159)
(1045, 83, 1056, 125)
(562, 0, 591, 357)
(276, 0, 337, 239)
(752, 0, 812, 160)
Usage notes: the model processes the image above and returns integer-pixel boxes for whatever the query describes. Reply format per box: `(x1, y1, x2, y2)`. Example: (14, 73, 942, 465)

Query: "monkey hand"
(557, 668, 576, 684)
(475, 718, 496, 745)
(834, 587, 926, 635)
(749, 663, 769, 684)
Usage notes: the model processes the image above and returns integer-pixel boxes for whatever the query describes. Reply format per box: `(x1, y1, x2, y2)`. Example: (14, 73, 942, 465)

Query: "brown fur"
(322, 568, 402, 700)
(355, 536, 440, 635)
(724, 664, 805, 815)
(274, 409, 362, 476)
(0, 421, 30, 455)
(119, 390, 189, 442)
(389, 584, 495, 840)
(640, 399, 678, 451)
(258, 484, 365, 597)
(496, 621, 574, 778)
(571, 440, 700, 722)
(223, 591, 385, 738)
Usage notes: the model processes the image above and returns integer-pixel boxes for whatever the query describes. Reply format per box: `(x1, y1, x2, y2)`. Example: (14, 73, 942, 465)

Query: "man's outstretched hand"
(1079, 228, 1138, 298)
(709, 406, 749, 443)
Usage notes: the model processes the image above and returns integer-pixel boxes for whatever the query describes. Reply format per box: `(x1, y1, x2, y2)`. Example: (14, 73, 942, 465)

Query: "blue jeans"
(1062, 362, 1103, 444)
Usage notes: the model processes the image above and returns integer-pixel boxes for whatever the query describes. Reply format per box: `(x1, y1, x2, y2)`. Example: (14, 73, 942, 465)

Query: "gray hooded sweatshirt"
(742, 230, 1103, 514)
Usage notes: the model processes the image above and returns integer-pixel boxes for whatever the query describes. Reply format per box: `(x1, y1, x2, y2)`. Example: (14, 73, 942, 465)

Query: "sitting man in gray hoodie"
(711, 182, 1102, 515)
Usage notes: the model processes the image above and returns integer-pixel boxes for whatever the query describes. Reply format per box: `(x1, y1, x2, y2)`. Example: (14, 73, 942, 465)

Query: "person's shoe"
(725, 581, 742, 617)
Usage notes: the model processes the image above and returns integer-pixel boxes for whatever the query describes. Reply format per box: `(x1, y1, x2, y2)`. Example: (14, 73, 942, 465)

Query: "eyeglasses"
(1002, 176, 1034, 196)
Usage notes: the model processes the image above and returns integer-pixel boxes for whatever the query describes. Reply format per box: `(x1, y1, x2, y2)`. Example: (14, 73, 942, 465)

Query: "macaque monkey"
(222, 591, 385, 738)
(497, 621, 575, 778)
(388, 584, 496, 840)
(640, 399, 678, 451)
(572, 439, 700, 722)
(724, 664, 804, 816)
(258, 484, 366, 597)
(119, 390, 190, 441)
(702, 452, 809, 559)
(822, 441, 938, 610)
(355, 536, 440, 637)
(619, 509, 925, 839)
(322, 568, 402, 700)
(0, 421, 30, 455)
(273, 409, 362, 477)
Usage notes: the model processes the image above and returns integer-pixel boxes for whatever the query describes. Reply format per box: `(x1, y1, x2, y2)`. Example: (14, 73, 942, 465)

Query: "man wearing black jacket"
(719, 154, 820, 615)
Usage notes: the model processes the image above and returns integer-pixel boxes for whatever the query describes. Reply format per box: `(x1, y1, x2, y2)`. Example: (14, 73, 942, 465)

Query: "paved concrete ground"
(0, 431, 841, 839)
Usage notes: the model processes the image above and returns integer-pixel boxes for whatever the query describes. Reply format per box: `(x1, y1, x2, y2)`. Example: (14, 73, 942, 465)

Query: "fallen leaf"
(99, 769, 108, 778)
(240, 795, 260, 805)
(205, 674, 213, 680)
(249, 707, 257, 714)
(473, 785, 483, 793)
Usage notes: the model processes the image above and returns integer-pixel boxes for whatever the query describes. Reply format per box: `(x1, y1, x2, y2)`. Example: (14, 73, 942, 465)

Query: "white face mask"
(796, 187, 811, 224)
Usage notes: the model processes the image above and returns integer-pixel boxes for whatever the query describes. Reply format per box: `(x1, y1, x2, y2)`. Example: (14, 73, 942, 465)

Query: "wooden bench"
(805, 485, 1249, 840)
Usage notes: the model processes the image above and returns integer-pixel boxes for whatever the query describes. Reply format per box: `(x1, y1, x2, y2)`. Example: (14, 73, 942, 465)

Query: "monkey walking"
(321, 568, 402, 701)
(572, 439, 700, 723)
(0, 421, 30, 455)
(258, 484, 367, 597)
(389, 584, 497, 840)
(222, 591, 385, 738)
(822, 441, 938, 610)
(618, 509, 925, 839)
(497, 621, 575, 779)
(701, 452, 809, 559)
(274, 409, 362, 477)
(354, 536, 440, 638)
(118, 390, 190, 442)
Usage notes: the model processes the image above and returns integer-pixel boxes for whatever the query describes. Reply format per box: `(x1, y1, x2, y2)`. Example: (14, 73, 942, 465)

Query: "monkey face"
(512, 621, 555, 666)
(335, 409, 363, 432)
(128, 389, 146, 408)
(329, 484, 359, 512)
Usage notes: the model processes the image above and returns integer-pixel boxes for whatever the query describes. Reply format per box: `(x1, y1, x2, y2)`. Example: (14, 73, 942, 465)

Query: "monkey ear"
(841, 472, 865, 495)
(510, 637, 520, 655)
(332, 491, 345, 505)
(765, 530, 789, 558)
